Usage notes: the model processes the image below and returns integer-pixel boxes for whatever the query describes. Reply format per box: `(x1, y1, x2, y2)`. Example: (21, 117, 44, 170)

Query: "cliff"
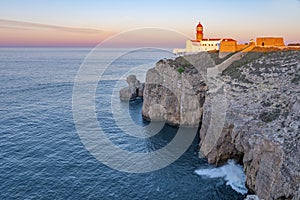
(200, 50, 300, 200)
(142, 54, 210, 127)
(142, 50, 300, 200)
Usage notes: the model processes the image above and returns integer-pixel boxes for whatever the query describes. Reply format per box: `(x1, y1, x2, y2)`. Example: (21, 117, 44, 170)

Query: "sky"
(0, 0, 300, 47)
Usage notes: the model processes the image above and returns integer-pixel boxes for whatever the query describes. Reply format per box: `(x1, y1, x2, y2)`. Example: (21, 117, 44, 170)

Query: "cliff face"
(142, 54, 211, 127)
(142, 50, 300, 200)
(200, 51, 300, 200)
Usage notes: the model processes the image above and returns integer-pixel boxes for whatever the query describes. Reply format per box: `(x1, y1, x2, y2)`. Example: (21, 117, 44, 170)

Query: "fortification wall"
(220, 40, 237, 52)
(256, 37, 285, 46)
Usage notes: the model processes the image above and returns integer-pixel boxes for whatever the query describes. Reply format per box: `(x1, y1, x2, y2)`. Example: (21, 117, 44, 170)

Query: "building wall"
(186, 40, 193, 52)
(236, 44, 249, 51)
(220, 40, 237, 52)
(186, 40, 220, 52)
(256, 37, 285, 47)
(242, 45, 255, 52)
(200, 40, 220, 51)
(191, 45, 204, 52)
(185, 40, 203, 52)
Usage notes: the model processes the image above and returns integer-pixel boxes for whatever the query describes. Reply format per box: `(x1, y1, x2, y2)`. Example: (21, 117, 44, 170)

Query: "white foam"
(195, 159, 248, 195)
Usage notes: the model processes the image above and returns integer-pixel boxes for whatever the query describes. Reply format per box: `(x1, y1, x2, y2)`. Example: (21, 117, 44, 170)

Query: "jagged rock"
(127, 74, 140, 87)
(119, 86, 137, 100)
(138, 83, 144, 97)
(142, 53, 211, 127)
(119, 75, 144, 100)
(293, 187, 300, 200)
(142, 50, 300, 199)
(200, 51, 300, 200)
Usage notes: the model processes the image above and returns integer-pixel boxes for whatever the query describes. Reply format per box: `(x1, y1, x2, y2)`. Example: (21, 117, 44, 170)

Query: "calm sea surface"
(0, 48, 246, 199)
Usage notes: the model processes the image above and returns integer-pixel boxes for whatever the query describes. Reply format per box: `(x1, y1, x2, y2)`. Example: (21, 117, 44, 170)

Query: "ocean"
(0, 47, 247, 199)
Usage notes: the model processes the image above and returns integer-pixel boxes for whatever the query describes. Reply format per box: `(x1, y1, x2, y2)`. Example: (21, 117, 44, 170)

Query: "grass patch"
(168, 56, 193, 68)
(167, 56, 194, 74)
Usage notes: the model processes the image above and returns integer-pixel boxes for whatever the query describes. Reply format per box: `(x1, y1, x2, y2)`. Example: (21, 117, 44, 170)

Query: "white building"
(173, 39, 221, 54)
(173, 22, 221, 54)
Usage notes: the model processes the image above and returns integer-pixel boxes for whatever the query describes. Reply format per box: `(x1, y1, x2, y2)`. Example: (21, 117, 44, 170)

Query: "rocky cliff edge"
(142, 50, 300, 200)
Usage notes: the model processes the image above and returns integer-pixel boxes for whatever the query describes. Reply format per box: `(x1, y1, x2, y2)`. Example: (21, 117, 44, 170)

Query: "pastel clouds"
(0, 19, 113, 47)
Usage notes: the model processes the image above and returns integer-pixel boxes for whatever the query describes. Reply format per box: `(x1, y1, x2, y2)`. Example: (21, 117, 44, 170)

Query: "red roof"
(197, 22, 203, 27)
(222, 38, 236, 42)
(202, 38, 221, 41)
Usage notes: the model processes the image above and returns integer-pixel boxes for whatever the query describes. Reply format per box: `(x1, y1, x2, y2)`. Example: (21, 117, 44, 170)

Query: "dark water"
(0, 48, 245, 199)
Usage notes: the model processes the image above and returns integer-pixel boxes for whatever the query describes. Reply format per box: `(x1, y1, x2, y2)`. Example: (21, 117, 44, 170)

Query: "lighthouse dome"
(197, 22, 203, 27)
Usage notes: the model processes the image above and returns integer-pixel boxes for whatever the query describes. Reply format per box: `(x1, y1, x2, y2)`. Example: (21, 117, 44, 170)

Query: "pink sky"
(0, 19, 113, 47)
(0, 0, 300, 47)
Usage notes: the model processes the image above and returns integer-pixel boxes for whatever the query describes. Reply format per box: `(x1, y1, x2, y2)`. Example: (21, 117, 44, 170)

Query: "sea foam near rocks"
(195, 160, 248, 195)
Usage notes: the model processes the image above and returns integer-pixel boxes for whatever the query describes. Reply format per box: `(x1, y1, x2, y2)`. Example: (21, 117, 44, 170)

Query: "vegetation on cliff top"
(161, 56, 195, 74)
(177, 67, 185, 74)
(291, 73, 300, 84)
(259, 109, 281, 123)
(222, 52, 266, 82)
(222, 50, 300, 83)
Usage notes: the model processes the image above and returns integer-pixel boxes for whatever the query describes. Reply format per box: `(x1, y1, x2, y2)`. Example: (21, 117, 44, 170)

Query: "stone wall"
(256, 37, 285, 47)
(220, 40, 237, 52)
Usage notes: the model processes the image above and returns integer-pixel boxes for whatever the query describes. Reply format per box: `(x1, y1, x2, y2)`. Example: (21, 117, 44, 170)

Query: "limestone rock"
(142, 53, 211, 127)
(142, 50, 300, 199)
(200, 51, 300, 200)
(293, 187, 300, 200)
(119, 75, 144, 100)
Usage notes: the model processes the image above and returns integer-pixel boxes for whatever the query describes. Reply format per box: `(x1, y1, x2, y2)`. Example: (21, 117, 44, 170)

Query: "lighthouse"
(196, 22, 203, 41)
(173, 21, 287, 55)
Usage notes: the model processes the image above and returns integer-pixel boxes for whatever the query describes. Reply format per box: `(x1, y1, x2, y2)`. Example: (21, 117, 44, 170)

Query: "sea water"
(195, 160, 248, 195)
(0, 48, 246, 199)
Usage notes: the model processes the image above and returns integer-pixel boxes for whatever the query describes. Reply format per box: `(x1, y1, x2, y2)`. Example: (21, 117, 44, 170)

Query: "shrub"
(291, 74, 300, 84)
(259, 109, 281, 123)
(222, 52, 266, 82)
(177, 67, 185, 74)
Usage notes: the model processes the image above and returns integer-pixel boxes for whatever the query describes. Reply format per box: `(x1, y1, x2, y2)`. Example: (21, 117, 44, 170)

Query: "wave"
(195, 159, 248, 195)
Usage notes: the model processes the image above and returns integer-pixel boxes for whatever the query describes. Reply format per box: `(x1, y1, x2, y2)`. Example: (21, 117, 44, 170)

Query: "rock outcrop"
(119, 75, 144, 100)
(142, 50, 300, 200)
(200, 51, 300, 200)
(142, 54, 211, 126)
